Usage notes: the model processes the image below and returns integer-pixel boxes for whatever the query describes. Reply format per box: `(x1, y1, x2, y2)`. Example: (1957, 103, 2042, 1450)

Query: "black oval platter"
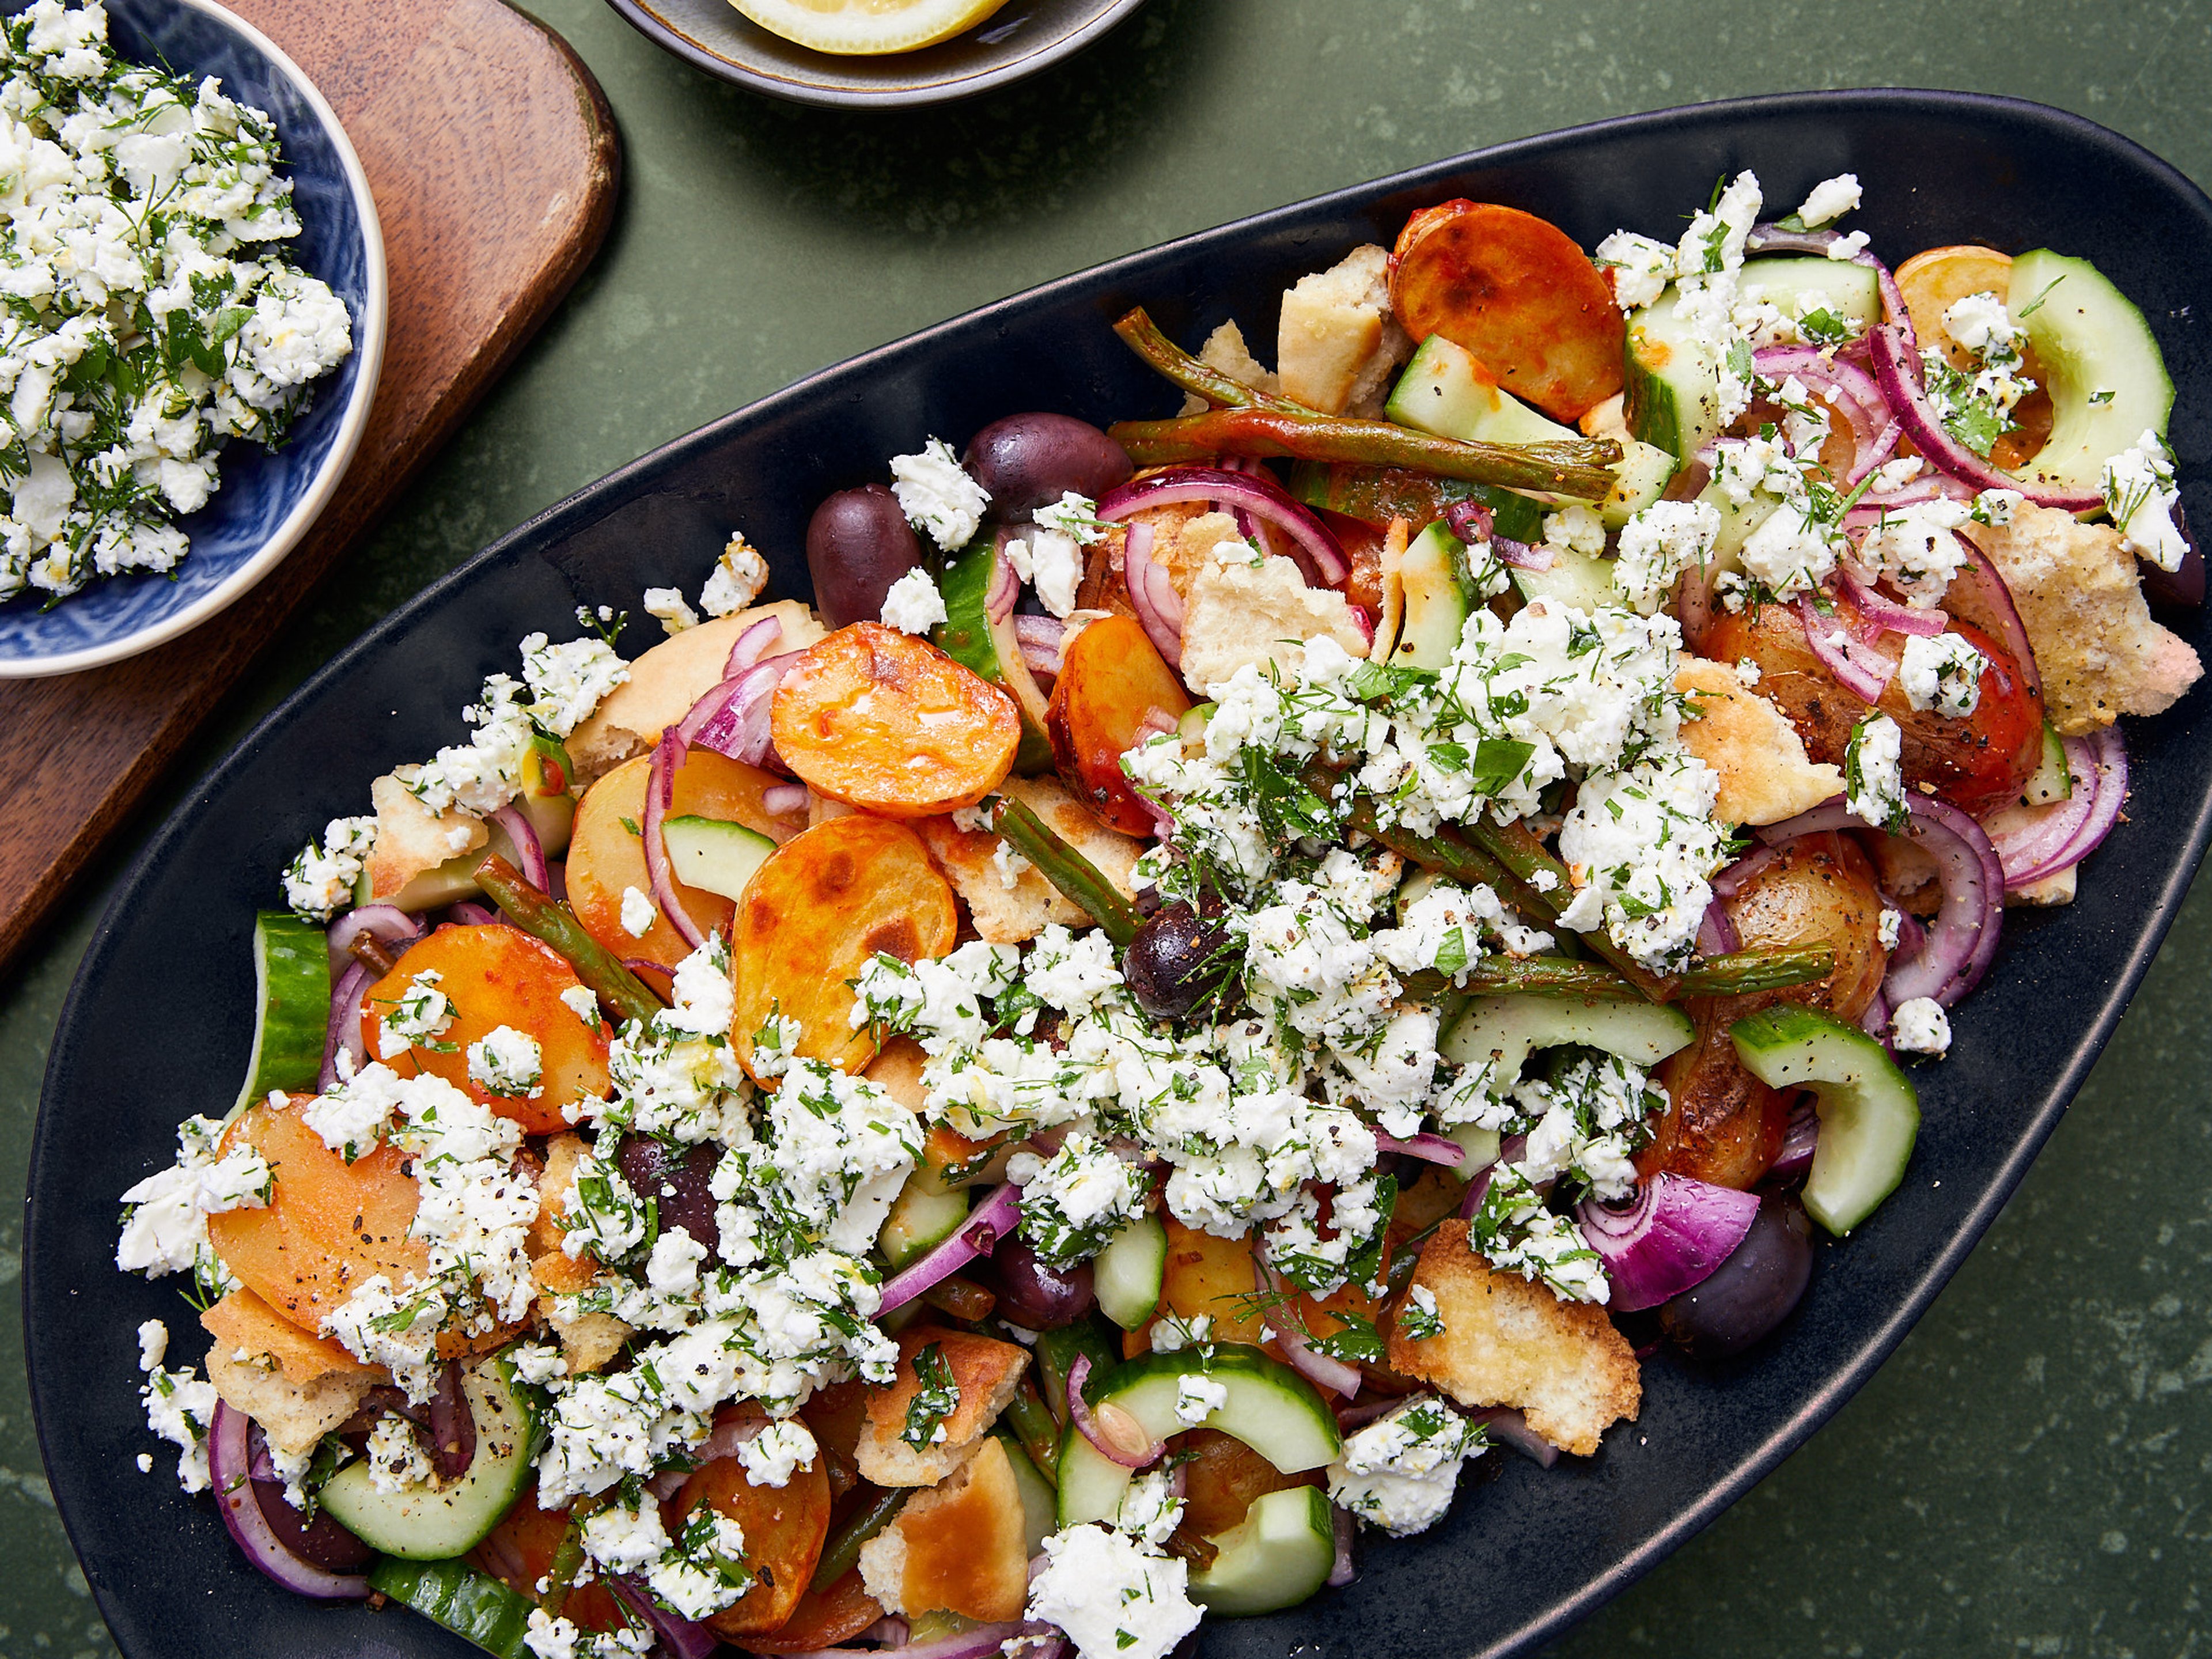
(27, 89, 2212, 1659)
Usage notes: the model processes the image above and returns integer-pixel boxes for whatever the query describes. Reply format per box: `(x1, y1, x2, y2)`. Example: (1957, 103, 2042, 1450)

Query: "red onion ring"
(1940, 542, 2043, 699)
(677, 650, 805, 769)
(878, 1181, 1021, 1313)
(1446, 497, 1553, 572)
(1328, 1503, 1357, 1586)
(1464, 1406, 1560, 1469)
(1574, 1173, 1762, 1312)
(209, 1402, 370, 1599)
(1373, 1132, 1466, 1168)
(1835, 566, 1946, 639)
(608, 1576, 720, 1659)
(446, 902, 497, 926)
(1065, 1353, 1164, 1469)
(1710, 846, 1779, 899)
(487, 804, 548, 889)
(1457, 1131, 1525, 1220)
(724, 615, 784, 677)
(762, 782, 809, 817)
(774, 1623, 1037, 1659)
(1122, 521, 1184, 668)
(1762, 794, 2003, 1007)
(1695, 895, 1740, 957)
(1988, 728, 2126, 888)
(1752, 346, 1897, 483)
(1866, 325, 2103, 511)
(1771, 1094, 1821, 1181)
(318, 960, 371, 1093)
(1255, 1253, 1362, 1398)
(1013, 613, 1068, 676)
(986, 531, 1022, 625)
(1796, 594, 1894, 703)
(324, 904, 421, 979)
(1098, 465, 1350, 586)
(643, 730, 709, 950)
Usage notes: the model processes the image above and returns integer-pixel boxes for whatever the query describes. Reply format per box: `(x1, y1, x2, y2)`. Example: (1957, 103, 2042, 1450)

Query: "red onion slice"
(1328, 1503, 1357, 1586)
(1941, 543, 2044, 699)
(777, 1623, 1035, 1659)
(1835, 566, 1946, 638)
(1752, 346, 1892, 472)
(678, 649, 805, 768)
(1446, 498, 1552, 571)
(325, 904, 421, 979)
(1796, 594, 1894, 703)
(1696, 895, 1740, 958)
(1464, 1406, 1560, 1469)
(762, 782, 809, 816)
(446, 902, 497, 926)
(1573, 1173, 1762, 1311)
(643, 731, 708, 950)
(209, 1402, 370, 1600)
(1013, 613, 1068, 676)
(1098, 465, 1350, 586)
(1988, 728, 2126, 888)
(1762, 794, 2003, 1007)
(487, 804, 548, 889)
(1493, 535, 1551, 572)
(878, 1181, 1021, 1313)
(986, 533, 1021, 626)
(1867, 324, 2103, 510)
(608, 1576, 720, 1659)
(1771, 1095, 1821, 1181)
(1372, 1132, 1467, 1168)
(1066, 1354, 1164, 1469)
(724, 614, 785, 677)
(1255, 1253, 1362, 1399)
(1711, 846, 1779, 899)
(1122, 521, 1185, 668)
(318, 960, 372, 1093)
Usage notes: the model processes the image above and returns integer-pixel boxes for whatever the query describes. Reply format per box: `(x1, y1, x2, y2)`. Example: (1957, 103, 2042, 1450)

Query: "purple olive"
(1123, 899, 1233, 1021)
(1658, 1190, 1813, 1357)
(806, 483, 925, 628)
(245, 1423, 373, 1571)
(615, 1137, 722, 1259)
(986, 1235, 1096, 1329)
(963, 413, 1132, 520)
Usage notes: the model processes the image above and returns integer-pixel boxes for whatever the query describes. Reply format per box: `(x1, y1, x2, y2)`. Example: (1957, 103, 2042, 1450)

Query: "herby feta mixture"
(103, 160, 2198, 1659)
(0, 1, 353, 604)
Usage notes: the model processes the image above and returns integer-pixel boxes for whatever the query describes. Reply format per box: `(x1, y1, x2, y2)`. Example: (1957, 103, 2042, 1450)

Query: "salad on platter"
(113, 164, 2199, 1659)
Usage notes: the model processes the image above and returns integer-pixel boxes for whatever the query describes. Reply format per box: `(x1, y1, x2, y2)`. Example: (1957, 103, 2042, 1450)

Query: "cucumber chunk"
(1624, 285, 1726, 459)
(369, 1556, 533, 1659)
(1390, 521, 1482, 671)
(1387, 335, 1580, 448)
(1056, 1346, 1339, 1528)
(2008, 248, 2174, 498)
(321, 1355, 538, 1560)
(1187, 1485, 1338, 1617)
(1730, 1005, 1920, 1236)
(936, 533, 1055, 772)
(1512, 545, 1621, 615)
(1600, 438, 1680, 529)
(878, 1175, 969, 1271)
(234, 911, 332, 1118)
(660, 814, 776, 903)
(1441, 993, 1695, 1093)
(993, 1429, 1059, 1557)
(2021, 720, 2072, 806)
(1093, 1213, 1168, 1330)
(1736, 257, 1881, 334)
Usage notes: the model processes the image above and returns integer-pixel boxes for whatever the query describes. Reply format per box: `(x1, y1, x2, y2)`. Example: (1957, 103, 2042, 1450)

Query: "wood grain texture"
(0, 0, 619, 973)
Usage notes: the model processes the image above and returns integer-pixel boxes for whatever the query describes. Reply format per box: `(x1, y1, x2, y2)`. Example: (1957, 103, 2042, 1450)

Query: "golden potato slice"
(684, 1406, 833, 1637)
(731, 816, 955, 1082)
(772, 623, 1020, 819)
(1160, 1216, 1267, 1346)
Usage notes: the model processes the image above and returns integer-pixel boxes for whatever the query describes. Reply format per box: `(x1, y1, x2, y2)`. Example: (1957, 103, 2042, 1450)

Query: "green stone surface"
(5, 1, 2210, 1654)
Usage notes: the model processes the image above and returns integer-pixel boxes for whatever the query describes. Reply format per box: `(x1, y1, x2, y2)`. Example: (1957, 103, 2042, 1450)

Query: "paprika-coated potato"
(1046, 613, 1192, 837)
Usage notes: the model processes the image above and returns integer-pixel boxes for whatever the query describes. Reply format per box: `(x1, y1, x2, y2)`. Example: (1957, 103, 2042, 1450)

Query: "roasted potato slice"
(731, 816, 956, 1082)
(1046, 613, 1192, 837)
(1160, 1216, 1270, 1347)
(684, 1408, 834, 1636)
(772, 623, 1020, 818)
(739, 1566, 883, 1655)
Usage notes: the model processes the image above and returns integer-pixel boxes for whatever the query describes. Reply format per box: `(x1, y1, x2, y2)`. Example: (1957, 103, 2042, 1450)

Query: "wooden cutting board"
(0, 0, 619, 974)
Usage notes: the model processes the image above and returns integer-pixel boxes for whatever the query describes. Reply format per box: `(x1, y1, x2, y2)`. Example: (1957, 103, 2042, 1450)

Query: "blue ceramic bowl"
(0, 0, 385, 677)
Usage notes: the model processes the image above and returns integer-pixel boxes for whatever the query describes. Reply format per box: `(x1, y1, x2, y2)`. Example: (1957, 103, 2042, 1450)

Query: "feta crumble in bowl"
(0, 0, 384, 676)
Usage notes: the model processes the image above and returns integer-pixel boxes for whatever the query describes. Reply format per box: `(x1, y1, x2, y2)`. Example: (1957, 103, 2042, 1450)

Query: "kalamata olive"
(806, 484, 925, 628)
(1123, 899, 1233, 1021)
(1658, 1190, 1813, 1357)
(986, 1235, 1096, 1329)
(615, 1136, 722, 1258)
(246, 1423, 373, 1571)
(963, 413, 1132, 520)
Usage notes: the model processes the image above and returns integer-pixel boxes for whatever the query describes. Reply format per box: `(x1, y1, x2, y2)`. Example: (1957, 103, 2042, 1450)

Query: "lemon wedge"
(730, 0, 1014, 55)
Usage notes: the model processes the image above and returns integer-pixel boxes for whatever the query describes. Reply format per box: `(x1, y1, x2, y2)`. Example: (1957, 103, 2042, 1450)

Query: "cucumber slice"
(2008, 248, 2174, 498)
(1624, 285, 1725, 459)
(321, 1355, 539, 1560)
(993, 1429, 1058, 1556)
(936, 534, 1055, 773)
(878, 1176, 969, 1271)
(1390, 521, 1480, 671)
(1093, 1213, 1168, 1330)
(369, 1556, 533, 1659)
(1055, 1346, 1339, 1528)
(1187, 1485, 1338, 1618)
(1512, 545, 1620, 615)
(2021, 720, 2072, 806)
(1387, 335, 1580, 448)
(1441, 1122, 1500, 1169)
(1736, 257, 1881, 334)
(1730, 1004, 1920, 1236)
(234, 911, 332, 1118)
(1600, 438, 1680, 529)
(1441, 993, 1695, 1093)
(660, 814, 775, 903)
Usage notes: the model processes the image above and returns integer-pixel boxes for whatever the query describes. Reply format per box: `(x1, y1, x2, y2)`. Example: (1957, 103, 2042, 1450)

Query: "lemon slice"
(730, 0, 1013, 55)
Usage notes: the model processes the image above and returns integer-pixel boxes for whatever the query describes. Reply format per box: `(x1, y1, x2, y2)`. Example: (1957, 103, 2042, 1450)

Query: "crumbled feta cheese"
(1845, 715, 1908, 832)
(735, 1418, 817, 1488)
(2102, 429, 2189, 572)
(559, 985, 603, 1031)
(990, 838, 1032, 890)
(889, 437, 988, 551)
(1613, 499, 1721, 616)
(1858, 496, 1972, 607)
(366, 1412, 434, 1493)
(1594, 229, 1676, 312)
(1942, 291, 2020, 357)
(1328, 1394, 1487, 1536)
(1557, 751, 1730, 972)
(468, 1025, 544, 1098)
(1172, 1370, 1228, 1427)
(377, 967, 455, 1059)
(115, 1115, 267, 1286)
(521, 634, 630, 740)
(1113, 1467, 1186, 1548)
(136, 1320, 218, 1495)
(643, 586, 699, 636)
(1878, 907, 1903, 951)
(877, 566, 947, 634)
(283, 816, 376, 922)
(1027, 1524, 1202, 1659)
(621, 885, 657, 938)
(1733, 657, 1762, 687)
(1005, 529, 1085, 618)
(1541, 503, 1607, 558)
(1891, 995, 1952, 1056)
(1795, 173, 1862, 228)
(1013, 1132, 1149, 1268)
(702, 532, 771, 617)
(1898, 631, 1986, 718)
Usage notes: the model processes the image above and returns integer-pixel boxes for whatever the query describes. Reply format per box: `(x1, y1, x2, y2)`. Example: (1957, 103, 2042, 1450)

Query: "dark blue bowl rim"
(27, 85, 2212, 1659)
